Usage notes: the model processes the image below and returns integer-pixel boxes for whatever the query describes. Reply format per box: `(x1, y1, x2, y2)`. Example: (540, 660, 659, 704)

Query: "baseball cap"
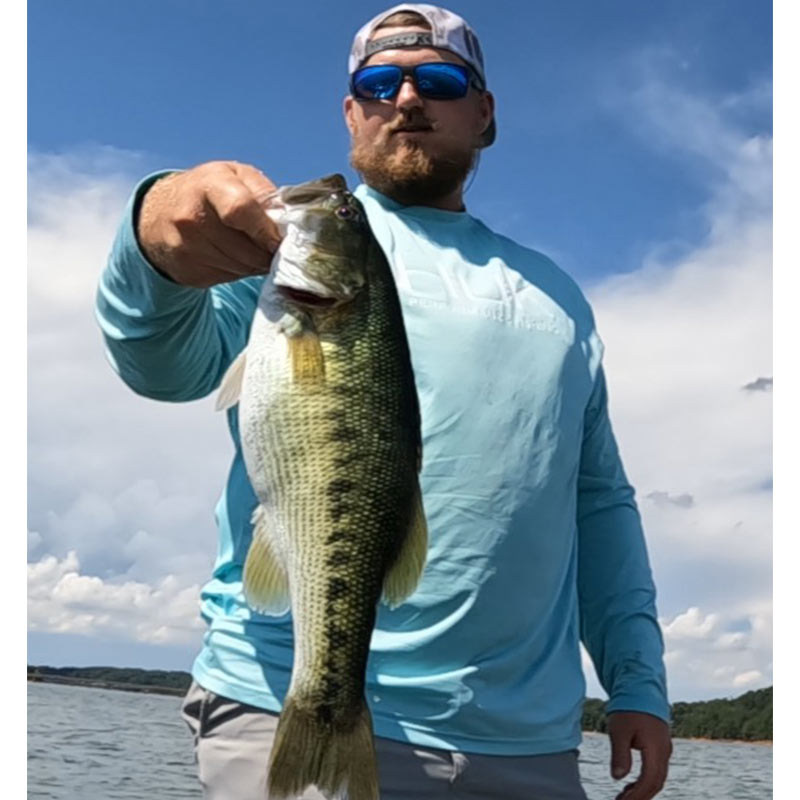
(348, 4, 496, 147)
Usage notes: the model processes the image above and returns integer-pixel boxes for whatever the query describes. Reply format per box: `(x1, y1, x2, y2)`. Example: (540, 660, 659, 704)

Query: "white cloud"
(714, 632, 748, 651)
(28, 149, 233, 651)
(733, 670, 764, 688)
(584, 68, 772, 701)
(27, 530, 43, 559)
(583, 600, 772, 702)
(28, 150, 232, 591)
(663, 607, 720, 640)
(28, 551, 203, 644)
(658, 604, 772, 700)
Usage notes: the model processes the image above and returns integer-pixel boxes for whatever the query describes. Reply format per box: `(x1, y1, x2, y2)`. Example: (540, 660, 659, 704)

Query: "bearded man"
(96, 5, 672, 799)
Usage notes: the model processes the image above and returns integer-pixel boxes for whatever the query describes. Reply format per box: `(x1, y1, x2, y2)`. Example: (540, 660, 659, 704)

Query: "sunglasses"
(350, 62, 483, 101)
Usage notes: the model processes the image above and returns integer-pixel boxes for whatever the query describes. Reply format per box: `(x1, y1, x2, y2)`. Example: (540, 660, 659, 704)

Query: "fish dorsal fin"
(215, 349, 247, 411)
(243, 505, 291, 616)
(381, 480, 428, 609)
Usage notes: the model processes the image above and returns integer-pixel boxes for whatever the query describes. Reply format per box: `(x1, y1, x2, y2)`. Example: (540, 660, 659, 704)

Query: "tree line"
(28, 664, 192, 691)
(582, 687, 772, 741)
(29, 666, 771, 741)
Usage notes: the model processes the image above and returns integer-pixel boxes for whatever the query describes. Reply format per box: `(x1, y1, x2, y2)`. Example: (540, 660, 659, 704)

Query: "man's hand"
(607, 711, 672, 800)
(137, 160, 282, 288)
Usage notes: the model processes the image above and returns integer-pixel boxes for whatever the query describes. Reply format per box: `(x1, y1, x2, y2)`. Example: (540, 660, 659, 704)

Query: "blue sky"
(28, 0, 771, 282)
(28, 1, 772, 702)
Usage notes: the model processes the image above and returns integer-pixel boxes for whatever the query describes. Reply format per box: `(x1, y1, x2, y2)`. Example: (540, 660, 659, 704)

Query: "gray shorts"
(180, 681, 588, 800)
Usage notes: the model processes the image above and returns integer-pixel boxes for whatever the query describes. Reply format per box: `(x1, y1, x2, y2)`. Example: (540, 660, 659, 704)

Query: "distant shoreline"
(681, 736, 772, 746)
(27, 672, 185, 697)
(581, 731, 772, 746)
(28, 671, 773, 744)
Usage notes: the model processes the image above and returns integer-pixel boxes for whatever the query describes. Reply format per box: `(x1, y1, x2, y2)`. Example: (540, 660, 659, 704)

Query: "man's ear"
(478, 90, 495, 141)
(343, 95, 357, 137)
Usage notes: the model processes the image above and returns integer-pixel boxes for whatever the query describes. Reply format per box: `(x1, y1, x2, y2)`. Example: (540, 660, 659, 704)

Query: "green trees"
(27, 665, 192, 691)
(28, 665, 772, 741)
(581, 687, 772, 741)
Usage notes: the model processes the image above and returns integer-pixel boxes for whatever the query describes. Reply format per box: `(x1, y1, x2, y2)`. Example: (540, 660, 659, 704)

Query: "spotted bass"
(217, 174, 427, 800)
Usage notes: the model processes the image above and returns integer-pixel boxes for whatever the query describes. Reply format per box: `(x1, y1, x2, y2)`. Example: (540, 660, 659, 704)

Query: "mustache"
(385, 114, 436, 135)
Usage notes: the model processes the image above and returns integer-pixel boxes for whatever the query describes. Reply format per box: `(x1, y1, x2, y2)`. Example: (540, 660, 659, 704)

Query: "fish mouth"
(272, 252, 354, 307)
(277, 286, 339, 309)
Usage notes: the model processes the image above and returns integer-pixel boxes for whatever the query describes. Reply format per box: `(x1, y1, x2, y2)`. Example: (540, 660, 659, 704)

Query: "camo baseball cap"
(348, 4, 495, 147)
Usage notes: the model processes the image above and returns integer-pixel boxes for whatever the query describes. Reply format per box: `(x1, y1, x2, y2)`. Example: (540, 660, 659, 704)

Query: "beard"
(350, 114, 476, 207)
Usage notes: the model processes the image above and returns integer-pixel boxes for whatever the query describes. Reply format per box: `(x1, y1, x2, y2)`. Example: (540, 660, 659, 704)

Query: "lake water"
(28, 682, 772, 799)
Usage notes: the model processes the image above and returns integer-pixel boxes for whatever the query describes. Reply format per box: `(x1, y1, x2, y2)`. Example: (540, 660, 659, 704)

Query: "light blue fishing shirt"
(96, 173, 669, 756)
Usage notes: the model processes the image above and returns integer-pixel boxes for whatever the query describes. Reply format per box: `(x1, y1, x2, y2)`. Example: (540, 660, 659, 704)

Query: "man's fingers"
(609, 728, 633, 780)
(614, 777, 665, 800)
(198, 220, 275, 275)
(228, 161, 283, 248)
(615, 781, 638, 800)
(191, 258, 271, 288)
(638, 740, 670, 798)
(229, 161, 280, 205)
(136, 160, 283, 286)
(607, 713, 671, 800)
(159, 224, 271, 284)
(175, 262, 244, 289)
(613, 744, 669, 800)
(206, 176, 281, 254)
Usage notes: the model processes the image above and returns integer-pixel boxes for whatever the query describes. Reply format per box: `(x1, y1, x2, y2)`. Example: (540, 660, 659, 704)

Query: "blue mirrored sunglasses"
(350, 62, 483, 101)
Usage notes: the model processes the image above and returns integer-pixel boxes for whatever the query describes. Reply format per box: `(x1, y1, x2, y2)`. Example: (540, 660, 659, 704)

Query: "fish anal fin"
(381, 481, 428, 609)
(243, 505, 290, 616)
(215, 349, 247, 411)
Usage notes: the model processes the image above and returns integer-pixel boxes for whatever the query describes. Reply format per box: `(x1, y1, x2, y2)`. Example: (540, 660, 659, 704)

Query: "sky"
(27, 0, 773, 705)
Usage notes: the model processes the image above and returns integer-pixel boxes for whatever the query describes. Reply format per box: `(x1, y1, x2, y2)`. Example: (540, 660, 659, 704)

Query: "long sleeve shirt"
(95, 172, 670, 756)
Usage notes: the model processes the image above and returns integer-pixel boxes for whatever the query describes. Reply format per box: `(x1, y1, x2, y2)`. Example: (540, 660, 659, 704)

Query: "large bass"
(217, 174, 427, 800)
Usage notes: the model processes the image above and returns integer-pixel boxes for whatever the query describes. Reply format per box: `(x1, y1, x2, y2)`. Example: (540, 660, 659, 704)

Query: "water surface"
(28, 682, 772, 798)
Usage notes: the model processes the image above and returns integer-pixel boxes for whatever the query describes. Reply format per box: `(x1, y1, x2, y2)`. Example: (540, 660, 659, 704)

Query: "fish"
(216, 174, 427, 800)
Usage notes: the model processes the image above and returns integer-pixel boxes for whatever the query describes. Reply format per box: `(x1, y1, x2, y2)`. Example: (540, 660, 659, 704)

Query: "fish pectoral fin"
(381, 481, 428, 609)
(215, 349, 247, 411)
(243, 505, 290, 615)
(286, 329, 326, 384)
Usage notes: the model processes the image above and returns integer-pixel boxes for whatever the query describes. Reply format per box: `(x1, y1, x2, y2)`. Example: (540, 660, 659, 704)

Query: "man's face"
(344, 26, 494, 205)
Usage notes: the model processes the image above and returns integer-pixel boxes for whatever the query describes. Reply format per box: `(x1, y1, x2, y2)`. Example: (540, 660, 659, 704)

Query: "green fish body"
(217, 174, 427, 800)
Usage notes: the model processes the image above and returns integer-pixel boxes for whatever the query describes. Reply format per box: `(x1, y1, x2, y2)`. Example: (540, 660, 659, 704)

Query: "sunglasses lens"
(414, 64, 469, 99)
(352, 65, 403, 99)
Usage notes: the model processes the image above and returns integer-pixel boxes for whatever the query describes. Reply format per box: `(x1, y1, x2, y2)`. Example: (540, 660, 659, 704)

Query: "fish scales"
(244, 281, 417, 708)
(218, 174, 427, 800)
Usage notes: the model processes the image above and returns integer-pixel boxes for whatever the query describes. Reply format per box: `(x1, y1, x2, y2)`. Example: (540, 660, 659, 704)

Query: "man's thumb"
(610, 732, 632, 780)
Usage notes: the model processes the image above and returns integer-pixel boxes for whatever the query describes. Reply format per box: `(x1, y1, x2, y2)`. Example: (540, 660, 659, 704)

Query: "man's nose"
(395, 76, 424, 110)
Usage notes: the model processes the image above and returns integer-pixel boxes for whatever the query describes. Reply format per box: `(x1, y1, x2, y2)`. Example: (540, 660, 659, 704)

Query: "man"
(96, 5, 672, 799)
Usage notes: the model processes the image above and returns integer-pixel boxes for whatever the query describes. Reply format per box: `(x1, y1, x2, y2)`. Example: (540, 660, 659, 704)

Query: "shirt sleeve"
(576, 365, 671, 723)
(95, 171, 263, 402)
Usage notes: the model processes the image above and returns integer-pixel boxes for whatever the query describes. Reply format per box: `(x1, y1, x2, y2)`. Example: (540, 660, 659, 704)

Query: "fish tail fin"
(268, 695, 378, 800)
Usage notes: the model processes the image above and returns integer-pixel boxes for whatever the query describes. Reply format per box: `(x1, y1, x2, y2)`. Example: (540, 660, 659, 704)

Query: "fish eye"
(336, 206, 356, 220)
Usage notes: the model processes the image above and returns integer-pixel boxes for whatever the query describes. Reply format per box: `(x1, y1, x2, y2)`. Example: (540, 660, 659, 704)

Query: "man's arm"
(576, 365, 672, 799)
(95, 162, 279, 401)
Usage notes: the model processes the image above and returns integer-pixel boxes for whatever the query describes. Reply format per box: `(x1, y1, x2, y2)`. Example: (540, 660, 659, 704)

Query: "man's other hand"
(137, 160, 282, 288)
(607, 711, 672, 800)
